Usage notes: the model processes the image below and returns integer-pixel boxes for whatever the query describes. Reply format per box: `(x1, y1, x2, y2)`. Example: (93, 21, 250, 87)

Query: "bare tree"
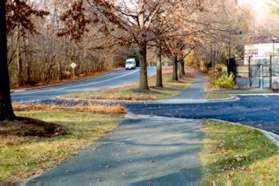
(59, 0, 186, 90)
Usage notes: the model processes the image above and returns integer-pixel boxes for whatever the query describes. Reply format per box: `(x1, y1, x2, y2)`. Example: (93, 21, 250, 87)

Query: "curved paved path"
(26, 71, 279, 185)
(27, 73, 207, 186)
(28, 115, 203, 186)
(159, 73, 208, 104)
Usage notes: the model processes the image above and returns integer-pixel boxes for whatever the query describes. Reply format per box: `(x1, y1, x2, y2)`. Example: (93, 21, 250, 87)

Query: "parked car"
(125, 58, 137, 70)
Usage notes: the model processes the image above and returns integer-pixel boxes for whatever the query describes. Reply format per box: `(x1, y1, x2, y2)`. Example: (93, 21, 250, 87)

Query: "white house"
(244, 43, 279, 65)
(237, 41, 279, 88)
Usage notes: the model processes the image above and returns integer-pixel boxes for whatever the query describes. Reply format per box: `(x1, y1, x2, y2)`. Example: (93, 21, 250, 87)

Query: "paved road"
(128, 96, 279, 135)
(128, 73, 279, 135)
(11, 67, 156, 103)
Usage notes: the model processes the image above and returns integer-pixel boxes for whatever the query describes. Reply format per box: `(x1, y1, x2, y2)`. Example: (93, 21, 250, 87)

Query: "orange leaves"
(57, 0, 91, 41)
(6, 0, 49, 34)
(13, 103, 127, 114)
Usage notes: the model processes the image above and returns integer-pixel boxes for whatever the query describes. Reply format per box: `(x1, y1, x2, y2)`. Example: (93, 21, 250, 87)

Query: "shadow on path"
(25, 71, 279, 185)
(159, 73, 208, 104)
(27, 115, 203, 186)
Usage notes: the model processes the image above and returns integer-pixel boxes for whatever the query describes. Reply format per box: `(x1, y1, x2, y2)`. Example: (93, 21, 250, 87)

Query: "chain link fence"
(236, 56, 279, 89)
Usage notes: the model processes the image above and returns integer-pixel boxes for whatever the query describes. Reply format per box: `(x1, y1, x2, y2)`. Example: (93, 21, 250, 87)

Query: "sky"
(238, 0, 267, 9)
(238, 0, 271, 25)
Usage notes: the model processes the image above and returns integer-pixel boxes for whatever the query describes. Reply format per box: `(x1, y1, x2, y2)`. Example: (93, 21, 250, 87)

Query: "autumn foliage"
(57, 1, 90, 41)
(6, 0, 49, 34)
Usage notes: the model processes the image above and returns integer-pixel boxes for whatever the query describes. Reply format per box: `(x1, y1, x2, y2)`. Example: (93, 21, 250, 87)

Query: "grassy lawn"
(13, 103, 127, 114)
(207, 89, 274, 100)
(0, 111, 123, 182)
(207, 92, 232, 100)
(200, 120, 279, 185)
(62, 73, 194, 101)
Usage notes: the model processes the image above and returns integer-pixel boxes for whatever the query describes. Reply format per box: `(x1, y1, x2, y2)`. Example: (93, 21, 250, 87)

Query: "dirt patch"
(0, 117, 66, 137)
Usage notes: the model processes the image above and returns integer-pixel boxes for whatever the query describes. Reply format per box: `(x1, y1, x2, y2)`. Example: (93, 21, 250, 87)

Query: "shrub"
(209, 64, 235, 89)
(212, 72, 235, 89)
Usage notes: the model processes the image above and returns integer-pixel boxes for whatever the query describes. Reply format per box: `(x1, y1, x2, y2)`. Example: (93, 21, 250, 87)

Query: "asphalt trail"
(26, 72, 206, 186)
(25, 72, 279, 185)
(28, 115, 203, 186)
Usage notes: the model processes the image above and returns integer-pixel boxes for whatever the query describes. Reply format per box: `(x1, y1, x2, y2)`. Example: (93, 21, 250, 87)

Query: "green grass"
(200, 120, 279, 185)
(207, 92, 231, 100)
(0, 111, 123, 182)
(62, 73, 194, 101)
(207, 89, 274, 100)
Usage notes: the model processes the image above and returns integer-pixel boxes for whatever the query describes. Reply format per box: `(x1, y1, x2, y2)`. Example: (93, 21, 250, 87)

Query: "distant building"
(237, 35, 279, 89)
(244, 42, 279, 65)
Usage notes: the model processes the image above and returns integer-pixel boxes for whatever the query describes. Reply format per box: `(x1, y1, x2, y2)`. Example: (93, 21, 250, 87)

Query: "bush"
(213, 72, 235, 88)
(209, 64, 235, 89)
(212, 72, 235, 89)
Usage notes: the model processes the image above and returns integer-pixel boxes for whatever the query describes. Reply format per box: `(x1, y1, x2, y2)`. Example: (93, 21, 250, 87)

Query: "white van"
(125, 58, 137, 70)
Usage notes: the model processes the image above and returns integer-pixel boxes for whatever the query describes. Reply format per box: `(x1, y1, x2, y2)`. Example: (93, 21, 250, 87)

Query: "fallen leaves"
(0, 111, 123, 182)
(200, 120, 279, 184)
(13, 103, 127, 114)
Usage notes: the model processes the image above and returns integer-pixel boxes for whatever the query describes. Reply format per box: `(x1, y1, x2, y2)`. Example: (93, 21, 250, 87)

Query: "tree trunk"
(179, 58, 186, 77)
(58, 61, 62, 81)
(24, 33, 31, 83)
(16, 26, 24, 86)
(0, 0, 16, 121)
(178, 60, 182, 79)
(172, 55, 178, 81)
(139, 42, 149, 90)
(156, 43, 163, 88)
(27, 61, 31, 82)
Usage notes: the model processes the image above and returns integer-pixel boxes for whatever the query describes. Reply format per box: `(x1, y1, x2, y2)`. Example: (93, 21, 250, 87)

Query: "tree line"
(0, 0, 253, 121)
(6, 0, 120, 88)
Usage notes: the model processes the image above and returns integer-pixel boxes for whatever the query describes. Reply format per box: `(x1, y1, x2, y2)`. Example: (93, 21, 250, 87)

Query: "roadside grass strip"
(13, 103, 127, 114)
(200, 120, 279, 185)
(207, 92, 231, 100)
(0, 111, 123, 182)
(61, 73, 194, 101)
(207, 89, 274, 100)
